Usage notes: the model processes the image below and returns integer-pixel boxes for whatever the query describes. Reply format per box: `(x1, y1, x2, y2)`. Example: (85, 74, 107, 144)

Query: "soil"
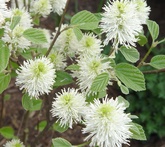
(0, 0, 165, 147)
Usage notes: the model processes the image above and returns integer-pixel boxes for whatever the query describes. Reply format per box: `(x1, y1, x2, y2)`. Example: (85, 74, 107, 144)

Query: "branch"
(45, 0, 71, 57)
(143, 68, 165, 74)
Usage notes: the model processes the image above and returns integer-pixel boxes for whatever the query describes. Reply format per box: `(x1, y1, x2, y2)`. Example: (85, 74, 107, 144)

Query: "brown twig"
(32, 117, 56, 146)
(45, 0, 71, 57)
(143, 68, 165, 74)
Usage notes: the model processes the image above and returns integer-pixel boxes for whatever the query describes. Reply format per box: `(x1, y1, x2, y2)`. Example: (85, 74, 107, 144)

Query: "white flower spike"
(100, 0, 143, 49)
(51, 88, 86, 128)
(16, 57, 56, 99)
(83, 97, 132, 147)
(3, 139, 25, 147)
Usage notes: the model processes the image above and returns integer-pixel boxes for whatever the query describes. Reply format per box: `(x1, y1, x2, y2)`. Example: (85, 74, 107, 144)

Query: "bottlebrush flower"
(51, 88, 86, 128)
(3, 139, 25, 147)
(50, 0, 67, 15)
(16, 57, 56, 99)
(100, 0, 142, 49)
(83, 97, 132, 147)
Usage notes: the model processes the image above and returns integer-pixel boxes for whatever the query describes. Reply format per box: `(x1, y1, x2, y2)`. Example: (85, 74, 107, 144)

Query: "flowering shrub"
(0, 0, 165, 147)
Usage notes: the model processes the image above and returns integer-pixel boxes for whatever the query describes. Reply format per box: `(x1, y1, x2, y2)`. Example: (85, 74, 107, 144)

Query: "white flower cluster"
(3, 139, 25, 147)
(2, 8, 33, 51)
(30, 0, 67, 17)
(51, 90, 132, 147)
(100, 0, 150, 50)
(16, 57, 56, 99)
(51, 88, 86, 128)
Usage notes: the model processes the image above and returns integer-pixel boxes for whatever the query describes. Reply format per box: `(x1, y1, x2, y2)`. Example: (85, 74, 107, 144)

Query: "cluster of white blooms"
(51, 88, 86, 128)
(50, 0, 67, 15)
(49, 50, 67, 70)
(0, 0, 11, 26)
(2, 8, 32, 51)
(3, 139, 25, 147)
(29, 0, 67, 17)
(73, 55, 110, 94)
(77, 33, 103, 56)
(51, 90, 132, 147)
(16, 57, 56, 99)
(54, 26, 79, 57)
(100, 0, 150, 50)
(83, 97, 132, 147)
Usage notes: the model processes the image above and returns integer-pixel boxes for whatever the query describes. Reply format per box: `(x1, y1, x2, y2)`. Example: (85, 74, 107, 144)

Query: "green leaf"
(115, 63, 146, 91)
(0, 28, 4, 37)
(22, 94, 42, 111)
(90, 72, 109, 92)
(73, 27, 83, 41)
(86, 90, 106, 102)
(0, 126, 14, 139)
(66, 64, 80, 71)
(35, 121, 47, 132)
(137, 34, 148, 46)
(53, 122, 68, 133)
(54, 71, 74, 87)
(52, 138, 72, 147)
(119, 84, 129, 95)
(0, 73, 11, 94)
(117, 96, 129, 108)
(150, 55, 165, 69)
(10, 16, 21, 30)
(146, 20, 159, 41)
(71, 10, 99, 30)
(120, 46, 140, 63)
(0, 40, 10, 73)
(130, 123, 146, 140)
(23, 28, 47, 44)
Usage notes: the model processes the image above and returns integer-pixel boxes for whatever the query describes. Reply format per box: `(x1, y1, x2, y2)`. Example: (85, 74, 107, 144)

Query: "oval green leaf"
(130, 123, 146, 140)
(71, 10, 99, 30)
(52, 138, 72, 147)
(22, 93, 42, 111)
(150, 55, 165, 69)
(115, 63, 146, 91)
(0, 126, 14, 139)
(137, 34, 148, 46)
(53, 122, 68, 133)
(0, 73, 11, 94)
(146, 20, 159, 41)
(0, 40, 10, 73)
(120, 46, 140, 63)
(54, 71, 73, 87)
(23, 28, 47, 44)
(90, 72, 109, 92)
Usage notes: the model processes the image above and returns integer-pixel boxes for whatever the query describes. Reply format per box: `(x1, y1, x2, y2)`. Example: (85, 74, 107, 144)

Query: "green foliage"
(150, 55, 165, 69)
(36, 121, 47, 132)
(52, 138, 72, 147)
(130, 123, 146, 140)
(0, 73, 11, 94)
(0, 126, 14, 139)
(23, 28, 48, 44)
(70, 10, 99, 30)
(53, 122, 68, 133)
(22, 94, 42, 111)
(127, 71, 165, 138)
(119, 46, 140, 63)
(10, 16, 21, 30)
(54, 71, 74, 87)
(115, 63, 146, 91)
(146, 20, 159, 41)
(90, 72, 109, 92)
(137, 34, 148, 46)
(117, 96, 130, 108)
(73, 27, 83, 41)
(0, 40, 10, 73)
